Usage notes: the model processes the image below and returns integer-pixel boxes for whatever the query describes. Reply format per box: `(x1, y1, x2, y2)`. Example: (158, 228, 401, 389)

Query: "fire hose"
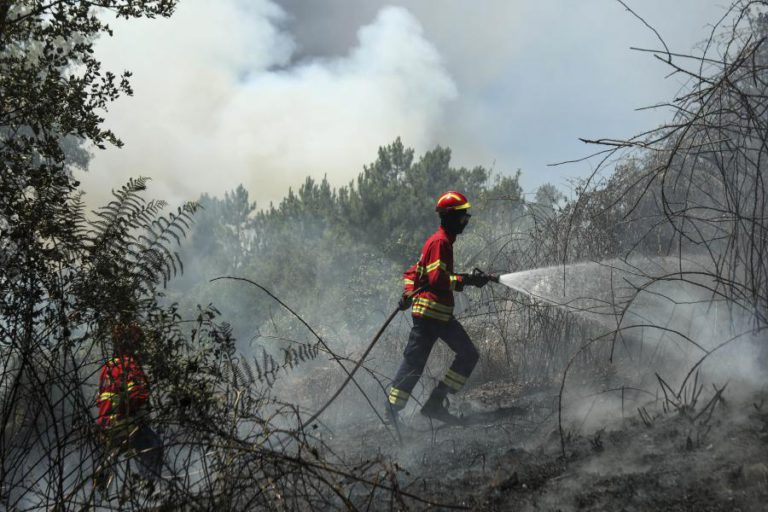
(300, 268, 498, 431)
(299, 284, 427, 430)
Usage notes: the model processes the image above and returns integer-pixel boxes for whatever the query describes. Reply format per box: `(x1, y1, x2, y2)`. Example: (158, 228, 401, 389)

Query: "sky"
(79, 0, 730, 208)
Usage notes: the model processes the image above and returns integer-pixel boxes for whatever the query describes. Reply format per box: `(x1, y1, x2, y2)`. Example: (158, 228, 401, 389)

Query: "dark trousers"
(388, 317, 479, 410)
(97, 423, 163, 482)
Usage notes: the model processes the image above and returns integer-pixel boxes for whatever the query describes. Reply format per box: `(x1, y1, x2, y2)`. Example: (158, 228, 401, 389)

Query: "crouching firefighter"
(387, 191, 492, 425)
(93, 322, 163, 492)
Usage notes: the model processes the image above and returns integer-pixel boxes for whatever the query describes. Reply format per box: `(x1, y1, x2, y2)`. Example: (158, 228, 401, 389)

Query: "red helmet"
(435, 191, 471, 213)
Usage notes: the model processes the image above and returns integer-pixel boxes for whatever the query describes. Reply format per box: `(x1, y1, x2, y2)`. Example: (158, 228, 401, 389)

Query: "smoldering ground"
(276, 256, 768, 510)
(192, 243, 767, 505)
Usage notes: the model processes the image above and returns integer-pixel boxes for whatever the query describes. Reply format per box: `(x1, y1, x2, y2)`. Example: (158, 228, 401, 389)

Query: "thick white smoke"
(80, 0, 456, 207)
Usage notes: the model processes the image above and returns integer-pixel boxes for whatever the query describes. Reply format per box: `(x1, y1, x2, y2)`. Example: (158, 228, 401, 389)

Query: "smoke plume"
(80, 0, 456, 207)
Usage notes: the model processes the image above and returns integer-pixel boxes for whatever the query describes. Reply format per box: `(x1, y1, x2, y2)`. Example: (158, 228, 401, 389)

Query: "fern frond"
(242, 359, 255, 383)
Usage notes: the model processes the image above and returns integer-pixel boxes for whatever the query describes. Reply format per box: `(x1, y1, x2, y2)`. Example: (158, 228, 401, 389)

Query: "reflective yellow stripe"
(412, 307, 451, 320)
(403, 278, 415, 285)
(98, 392, 118, 401)
(412, 297, 453, 313)
(126, 380, 137, 391)
(412, 296, 454, 322)
(413, 306, 451, 322)
(426, 260, 447, 273)
(388, 388, 410, 406)
(439, 193, 471, 210)
(442, 378, 463, 391)
(449, 274, 459, 290)
(445, 369, 467, 384)
(443, 381, 462, 392)
(442, 369, 468, 391)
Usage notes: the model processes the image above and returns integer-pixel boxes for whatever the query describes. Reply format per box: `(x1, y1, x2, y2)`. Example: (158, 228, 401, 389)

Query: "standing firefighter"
(387, 191, 491, 425)
(94, 322, 163, 492)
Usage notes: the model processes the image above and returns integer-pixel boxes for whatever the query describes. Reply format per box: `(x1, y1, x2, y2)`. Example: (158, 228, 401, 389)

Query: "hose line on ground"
(299, 286, 427, 431)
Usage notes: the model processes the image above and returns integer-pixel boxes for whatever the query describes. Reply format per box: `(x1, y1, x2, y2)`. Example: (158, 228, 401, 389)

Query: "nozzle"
(472, 267, 500, 283)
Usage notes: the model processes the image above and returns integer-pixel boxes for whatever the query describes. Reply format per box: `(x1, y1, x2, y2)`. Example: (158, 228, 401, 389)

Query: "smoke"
(80, 0, 456, 207)
(272, 0, 729, 191)
(500, 257, 768, 431)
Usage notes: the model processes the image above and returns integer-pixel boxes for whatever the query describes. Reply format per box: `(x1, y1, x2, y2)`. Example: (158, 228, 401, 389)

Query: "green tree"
(185, 185, 257, 276)
(534, 183, 565, 209)
(176, 139, 526, 339)
(338, 138, 490, 266)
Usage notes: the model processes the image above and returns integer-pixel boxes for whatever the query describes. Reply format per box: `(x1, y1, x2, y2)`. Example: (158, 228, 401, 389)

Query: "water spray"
(497, 271, 558, 306)
(494, 269, 567, 312)
(498, 273, 528, 295)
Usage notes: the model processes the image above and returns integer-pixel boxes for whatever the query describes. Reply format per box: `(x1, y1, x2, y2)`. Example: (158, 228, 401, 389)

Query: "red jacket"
(403, 226, 465, 322)
(96, 354, 150, 429)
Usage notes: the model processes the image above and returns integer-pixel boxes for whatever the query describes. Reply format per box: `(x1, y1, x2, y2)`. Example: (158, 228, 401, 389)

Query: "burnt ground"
(326, 379, 768, 511)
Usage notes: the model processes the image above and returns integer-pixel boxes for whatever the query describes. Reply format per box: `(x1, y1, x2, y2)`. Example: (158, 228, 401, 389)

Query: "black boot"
(420, 393, 463, 425)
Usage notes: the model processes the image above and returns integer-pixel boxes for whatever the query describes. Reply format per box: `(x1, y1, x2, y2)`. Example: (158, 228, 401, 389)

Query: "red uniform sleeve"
(402, 264, 418, 294)
(124, 357, 150, 410)
(423, 239, 464, 292)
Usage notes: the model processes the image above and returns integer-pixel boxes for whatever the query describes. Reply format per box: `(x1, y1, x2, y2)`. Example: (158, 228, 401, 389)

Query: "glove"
(461, 273, 490, 288)
(398, 294, 413, 311)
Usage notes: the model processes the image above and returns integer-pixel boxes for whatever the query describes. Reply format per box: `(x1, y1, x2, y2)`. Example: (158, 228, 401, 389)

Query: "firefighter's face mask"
(442, 211, 471, 235)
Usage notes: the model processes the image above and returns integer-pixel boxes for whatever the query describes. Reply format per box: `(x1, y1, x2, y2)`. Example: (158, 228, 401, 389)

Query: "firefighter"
(93, 322, 163, 492)
(387, 191, 490, 425)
